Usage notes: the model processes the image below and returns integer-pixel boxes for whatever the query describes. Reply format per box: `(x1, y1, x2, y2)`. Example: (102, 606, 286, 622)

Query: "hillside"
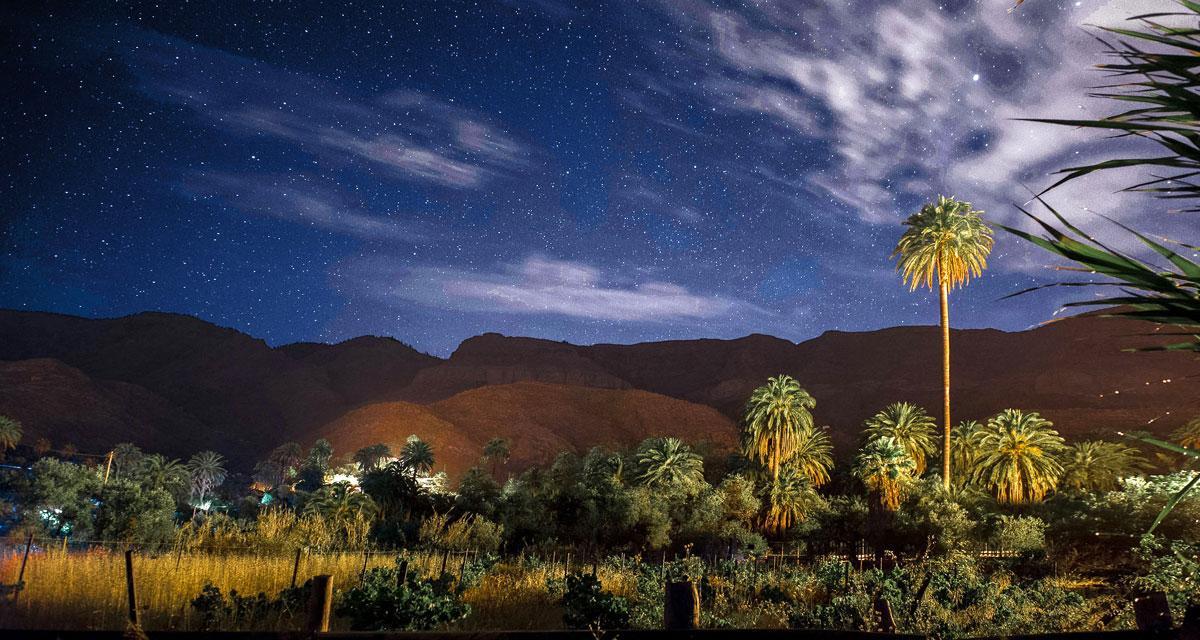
(0, 308, 1196, 475)
(314, 382, 738, 478)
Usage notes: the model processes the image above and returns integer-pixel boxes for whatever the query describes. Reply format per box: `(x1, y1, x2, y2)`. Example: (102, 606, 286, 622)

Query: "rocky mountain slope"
(0, 308, 1195, 475)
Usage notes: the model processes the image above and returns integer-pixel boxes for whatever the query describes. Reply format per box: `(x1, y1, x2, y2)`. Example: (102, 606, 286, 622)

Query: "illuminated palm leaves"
(1060, 440, 1149, 493)
(788, 426, 834, 488)
(1172, 415, 1200, 449)
(741, 376, 833, 534)
(0, 415, 22, 457)
(893, 196, 994, 293)
(741, 375, 817, 482)
(763, 465, 822, 534)
(949, 420, 984, 486)
(971, 410, 1065, 505)
(304, 482, 378, 522)
(863, 402, 937, 475)
(400, 437, 435, 479)
(635, 437, 705, 492)
(187, 450, 227, 514)
(853, 436, 917, 511)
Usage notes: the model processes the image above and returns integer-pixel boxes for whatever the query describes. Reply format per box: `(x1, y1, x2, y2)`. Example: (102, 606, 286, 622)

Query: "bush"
(561, 572, 631, 630)
(189, 582, 283, 630)
(993, 516, 1047, 553)
(335, 562, 470, 631)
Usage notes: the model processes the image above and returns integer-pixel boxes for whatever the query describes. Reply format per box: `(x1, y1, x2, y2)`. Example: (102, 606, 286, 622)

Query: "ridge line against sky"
(2, 0, 1186, 356)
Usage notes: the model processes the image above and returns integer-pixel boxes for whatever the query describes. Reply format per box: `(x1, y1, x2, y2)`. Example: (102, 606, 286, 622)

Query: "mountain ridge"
(0, 308, 1195, 476)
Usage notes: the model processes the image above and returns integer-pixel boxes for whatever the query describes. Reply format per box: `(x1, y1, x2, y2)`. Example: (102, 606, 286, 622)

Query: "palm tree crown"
(853, 436, 917, 511)
(483, 437, 511, 476)
(949, 420, 984, 486)
(863, 402, 937, 475)
(353, 443, 393, 473)
(763, 465, 822, 535)
(635, 437, 705, 492)
(1172, 415, 1200, 449)
(893, 195, 994, 292)
(187, 450, 227, 512)
(1061, 440, 1149, 493)
(0, 415, 23, 453)
(400, 436, 435, 479)
(789, 426, 834, 487)
(742, 375, 816, 481)
(304, 482, 377, 522)
(972, 409, 1064, 505)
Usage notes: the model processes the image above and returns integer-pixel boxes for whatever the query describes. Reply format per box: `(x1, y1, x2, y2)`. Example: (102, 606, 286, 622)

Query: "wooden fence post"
(12, 533, 33, 603)
(1133, 591, 1173, 633)
(1181, 602, 1200, 640)
(305, 574, 333, 633)
(875, 594, 896, 633)
(664, 580, 700, 630)
(290, 548, 303, 589)
(124, 549, 139, 626)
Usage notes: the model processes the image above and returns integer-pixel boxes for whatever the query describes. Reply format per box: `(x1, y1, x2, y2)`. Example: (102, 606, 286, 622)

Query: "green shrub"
(993, 515, 1047, 552)
(335, 562, 470, 631)
(561, 572, 630, 630)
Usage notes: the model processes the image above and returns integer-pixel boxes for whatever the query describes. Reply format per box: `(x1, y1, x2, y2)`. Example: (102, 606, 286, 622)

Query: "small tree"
(482, 438, 511, 477)
(187, 451, 227, 517)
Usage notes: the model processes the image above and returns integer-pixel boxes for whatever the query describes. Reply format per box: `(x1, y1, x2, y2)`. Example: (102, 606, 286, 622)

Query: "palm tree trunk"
(939, 280, 951, 490)
(772, 439, 780, 483)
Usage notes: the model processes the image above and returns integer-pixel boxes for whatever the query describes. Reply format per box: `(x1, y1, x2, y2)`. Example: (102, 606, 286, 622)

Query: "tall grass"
(0, 546, 398, 630)
(0, 546, 615, 631)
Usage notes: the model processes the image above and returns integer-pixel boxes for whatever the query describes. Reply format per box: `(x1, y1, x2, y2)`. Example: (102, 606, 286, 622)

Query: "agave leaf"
(1119, 431, 1200, 458)
(1147, 470, 1200, 533)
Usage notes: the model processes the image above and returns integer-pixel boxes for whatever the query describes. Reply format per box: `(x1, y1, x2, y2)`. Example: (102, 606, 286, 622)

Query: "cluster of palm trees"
(741, 375, 833, 534)
(856, 402, 1151, 510)
(740, 375, 1161, 530)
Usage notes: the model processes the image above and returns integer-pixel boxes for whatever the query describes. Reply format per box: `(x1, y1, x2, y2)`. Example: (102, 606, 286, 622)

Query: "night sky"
(2, 0, 1184, 356)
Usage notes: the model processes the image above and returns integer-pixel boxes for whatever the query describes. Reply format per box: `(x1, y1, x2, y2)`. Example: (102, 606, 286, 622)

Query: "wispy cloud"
(185, 173, 426, 242)
(127, 32, 532, 189)
(336, 255, 766, 322)
(638, 0, 1170, 234)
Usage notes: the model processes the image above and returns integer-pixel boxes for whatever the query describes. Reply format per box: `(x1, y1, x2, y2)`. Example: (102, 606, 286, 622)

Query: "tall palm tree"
(742, 375, 817, 482)
(268, 442, 303, 484)
(763, 465, 821, 535)
(853, 436, 917, 511)
(187, 450, 227, 517)
(893, 195, 994, 489)
(1061, 440, 1149, 493)
(306, 438, 334, 471)
(972, 409, 1064, 505)
(483, 437, 511, 477)
(0, 415, 22, 459)
(635, 437, 705, 492)
(863, 402, 937, 475)
(949, 420, 984, 486)
(400, 437, 435, 480)
(1172, 415, 1200, 449)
